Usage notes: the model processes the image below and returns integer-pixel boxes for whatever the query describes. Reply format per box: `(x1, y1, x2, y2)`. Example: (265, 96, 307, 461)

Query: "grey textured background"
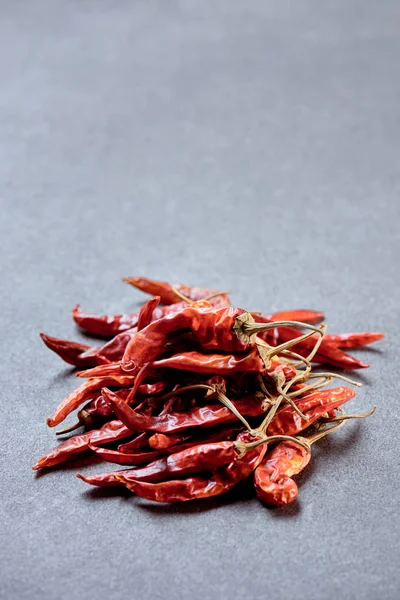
(1, 1, 399, 599)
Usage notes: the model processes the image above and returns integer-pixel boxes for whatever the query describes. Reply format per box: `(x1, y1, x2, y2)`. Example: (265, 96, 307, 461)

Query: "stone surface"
(0, 2, 399, 599)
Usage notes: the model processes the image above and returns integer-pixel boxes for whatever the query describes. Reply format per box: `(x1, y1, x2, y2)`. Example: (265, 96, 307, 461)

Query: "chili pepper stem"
(287, 377, 332, 398)
(298, 418, 346, 446)
(169, 286, 230, 304)
(236, 316, 324, 342)
(307, 372, 362, 387)
(322, 406, 376, 423)
(302, 323, 327, 363)
(55, 420, 82, 435)
(216, 392, 253, 432)
(202, 290, 231, 301)
(235, 434, 311, 457)
(255, 325, 325, 369)
(157, 383, 219, 401)
(275, 385, 308, 420)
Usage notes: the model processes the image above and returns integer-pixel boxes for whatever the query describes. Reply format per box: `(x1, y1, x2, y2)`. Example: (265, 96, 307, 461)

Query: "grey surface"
(1, 1, 399, 599)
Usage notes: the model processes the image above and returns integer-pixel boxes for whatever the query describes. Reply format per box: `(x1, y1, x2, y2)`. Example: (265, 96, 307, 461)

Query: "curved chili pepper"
(72, 305, 139, 337)
(153, 349, 266, 375)
(39, 334, 107, 368)
(254, 440, 308, 506)
(102, 388, 264, 433)
(114, 432, 267, 502)
(323, 332, 384, 349)
(123, 277, 230, 307)
(60, 380, 168, 433)
(137, 297, 161, 331)
(32, 420, 131, 470)
(40, 329, 139, 368)
(46, 375, 136, 428)
(87, 440, 238, 473)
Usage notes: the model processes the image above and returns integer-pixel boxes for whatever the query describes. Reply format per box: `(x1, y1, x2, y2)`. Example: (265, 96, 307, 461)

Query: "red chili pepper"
(117, 433, 150, 453)
(39, 334, 110, 368)
(102, 387, 264, 434)
(254, 417, 351, 506)
(123, 277, 230, 307)
(46, 375, 136, 428)
(153, 349, 266, 375)
(254, 440, 309, 506)
(113, 432, 267, 502)
(323, 332, 384, 349)
(87, 440, 238, 472)
(267, 387, 356, 436)
(32, 420, 131, 470)
(57, 380, 168, 435)
(72, 305, 139, 337)
(80, 426, 242, 486)
(154, 350, 297, 381)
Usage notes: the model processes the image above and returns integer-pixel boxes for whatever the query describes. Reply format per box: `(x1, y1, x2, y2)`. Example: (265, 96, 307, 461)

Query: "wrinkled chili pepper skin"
(154, 351, 297, 380)
(323, 332, 384, 349)
(267, 387, 356, 436)
(153, 349, 265, 375)
(123, 277, 230, 307)
(88, 441, 238, 475)
(80, 427, 242, 486)
(32, 420, 131, 470)
(254, 441, 310, 506)
(77, 349, 268, 379)
(77, 381, 167, 428)
(103, 388, 264, 433)
(122, 305, 248, 371)
(114, 432, 267, 502)
(46, 375, 136, 427)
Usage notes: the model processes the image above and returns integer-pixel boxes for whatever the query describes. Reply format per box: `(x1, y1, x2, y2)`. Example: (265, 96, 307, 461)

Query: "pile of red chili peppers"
(34, 277, 383, 507)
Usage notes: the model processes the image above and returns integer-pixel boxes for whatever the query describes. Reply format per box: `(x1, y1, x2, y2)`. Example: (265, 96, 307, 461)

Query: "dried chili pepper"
(88, 440, 238, 472)
(56, 380, 167, 435)
(72, 305, 139, 337)
(32, 420, 131, 470)
(123, 277, 230, 307)
(323, 332, 384, 349)
(39, 334, 108, 368)
(266, 387, 356, 436)
(35, 276, 381, 510)
(112, 431, 272, 502)
(254, 418, 350, 506)
(46, 375, 136, 428)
